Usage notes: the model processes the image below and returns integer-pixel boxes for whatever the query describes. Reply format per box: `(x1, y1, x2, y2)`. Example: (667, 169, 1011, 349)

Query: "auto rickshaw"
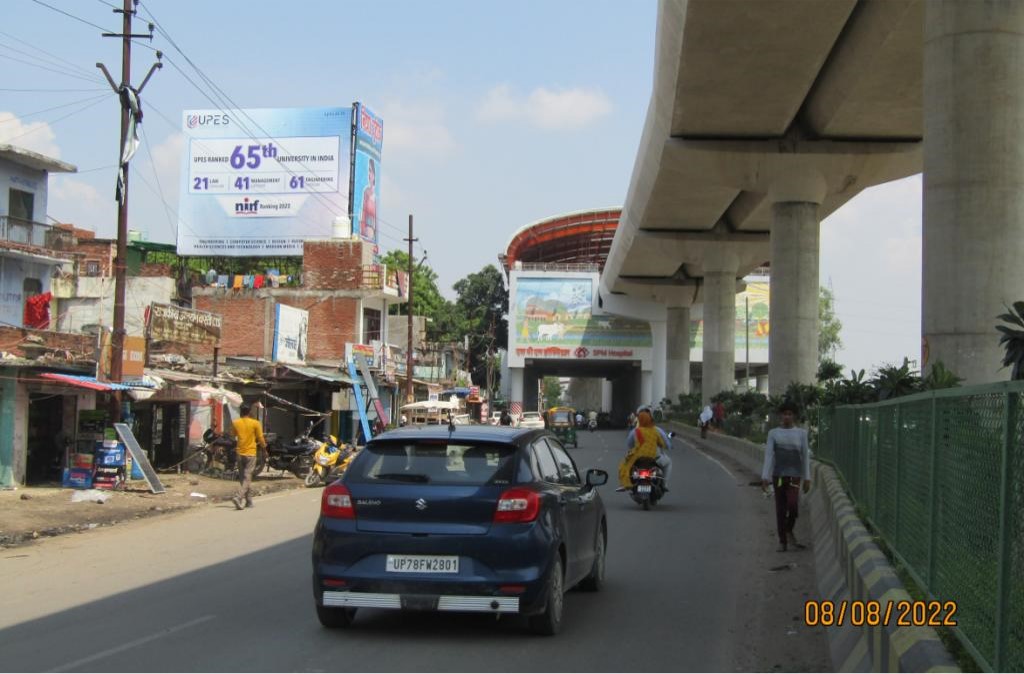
(547, 406, 578, 448)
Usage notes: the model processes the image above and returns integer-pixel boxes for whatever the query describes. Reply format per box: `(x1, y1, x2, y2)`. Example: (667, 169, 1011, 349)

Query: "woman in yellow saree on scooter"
(617, 408, 673, 490)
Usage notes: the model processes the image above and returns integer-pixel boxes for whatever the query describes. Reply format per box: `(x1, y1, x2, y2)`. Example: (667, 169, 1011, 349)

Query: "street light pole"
(404, 215, 418, 403)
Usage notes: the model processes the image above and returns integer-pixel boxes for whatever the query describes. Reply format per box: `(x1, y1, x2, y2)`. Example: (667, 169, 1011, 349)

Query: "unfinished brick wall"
(302, 240, 365, 290)
(190, 291, 361, 362)
(73, 239, 115, 277)
(0, 326, 95, 358)
(137, 263, 174, 277)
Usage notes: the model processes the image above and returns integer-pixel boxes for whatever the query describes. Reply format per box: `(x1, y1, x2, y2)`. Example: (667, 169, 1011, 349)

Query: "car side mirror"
(585, 469, 608, 489)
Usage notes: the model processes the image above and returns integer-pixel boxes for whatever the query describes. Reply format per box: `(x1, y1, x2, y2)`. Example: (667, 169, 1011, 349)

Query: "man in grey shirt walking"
(761, 400, 812, 552)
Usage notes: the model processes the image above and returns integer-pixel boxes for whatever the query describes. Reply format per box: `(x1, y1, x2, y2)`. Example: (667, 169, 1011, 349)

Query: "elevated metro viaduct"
(499, 208, 769, 419)
(605, 0, 1024, 396)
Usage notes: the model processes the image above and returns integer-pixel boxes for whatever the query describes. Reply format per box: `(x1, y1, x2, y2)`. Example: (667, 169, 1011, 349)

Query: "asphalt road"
(0, 429, 832, 672)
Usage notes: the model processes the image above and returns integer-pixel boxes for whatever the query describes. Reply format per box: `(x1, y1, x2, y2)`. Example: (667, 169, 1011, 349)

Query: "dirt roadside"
(0, 471, 306, 549)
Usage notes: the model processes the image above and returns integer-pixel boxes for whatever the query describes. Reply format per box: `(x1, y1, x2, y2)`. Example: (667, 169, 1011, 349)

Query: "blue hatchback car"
(312, 425, 609, 635)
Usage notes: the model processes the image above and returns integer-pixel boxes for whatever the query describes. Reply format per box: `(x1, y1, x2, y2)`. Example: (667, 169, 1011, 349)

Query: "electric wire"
(0, 93, 115, 125)
(0, 93, 111, 144)
(29, 0, 117, 34)
(0, 30, 105, 80)
(0, 52, 108, 85)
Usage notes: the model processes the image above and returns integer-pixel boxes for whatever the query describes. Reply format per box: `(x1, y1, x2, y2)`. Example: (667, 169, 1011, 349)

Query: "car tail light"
(322, 578, 347, 588)
(322, 483, 355, 519)
(494, 487, 540, 523)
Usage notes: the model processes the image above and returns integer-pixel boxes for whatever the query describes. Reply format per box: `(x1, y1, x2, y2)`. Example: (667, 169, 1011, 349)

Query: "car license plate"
(636, 484, 651, 494)
(386, 555, 459, 573)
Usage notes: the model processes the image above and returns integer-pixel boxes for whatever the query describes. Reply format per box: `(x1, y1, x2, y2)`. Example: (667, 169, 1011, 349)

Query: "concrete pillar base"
(666, 307, 692, 400)
(703, 270, 737, 404)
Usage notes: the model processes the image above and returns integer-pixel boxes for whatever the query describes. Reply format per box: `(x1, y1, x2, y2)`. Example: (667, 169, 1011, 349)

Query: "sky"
(1, 0, 923, 375)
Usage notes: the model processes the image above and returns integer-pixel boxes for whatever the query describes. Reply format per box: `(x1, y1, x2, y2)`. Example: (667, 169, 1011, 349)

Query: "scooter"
(629, 458, 666, 510)
(588, 418, 598, 432)
(304, 436, 358, 487)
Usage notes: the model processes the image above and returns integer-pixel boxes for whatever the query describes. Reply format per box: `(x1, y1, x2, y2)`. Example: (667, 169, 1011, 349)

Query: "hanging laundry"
(254, 275, 265, 289)
(232, 275, 243, 289)
(23, 292, 53, 329)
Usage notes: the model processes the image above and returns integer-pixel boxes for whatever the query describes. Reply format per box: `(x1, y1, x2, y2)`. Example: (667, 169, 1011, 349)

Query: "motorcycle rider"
(617, 406, 673, 491)
(587, 409, 598, 431)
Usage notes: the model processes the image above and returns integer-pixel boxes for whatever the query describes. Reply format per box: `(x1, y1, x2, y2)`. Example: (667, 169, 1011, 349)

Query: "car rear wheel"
(528, 556, 564, 636)
(316, 604, 357, 628)
(578, 528, 606, 592)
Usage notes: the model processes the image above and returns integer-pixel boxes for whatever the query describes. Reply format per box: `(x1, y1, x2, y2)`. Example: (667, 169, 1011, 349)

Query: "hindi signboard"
(147, 303, 222, 346)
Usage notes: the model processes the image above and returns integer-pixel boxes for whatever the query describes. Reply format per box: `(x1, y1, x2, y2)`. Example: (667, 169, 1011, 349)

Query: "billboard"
(350, 102, 383, 247)
(273, 303, 309, 365)
(689, 275, 770, 364)
(177, 107, 352, 256)
(146, 303, 222, 345)
(509, 275, 652, 367)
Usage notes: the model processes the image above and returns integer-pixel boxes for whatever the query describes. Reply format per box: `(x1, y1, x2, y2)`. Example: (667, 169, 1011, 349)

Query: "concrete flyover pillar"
(509, 367, 524, 417)
(769, 201, 821, 396)
(666, 307, 691, 400)
(650, 319, 667, 406)
(923, 1, 1024, 384)
(601, 379, 613, 412)
(756, 374, 770, 394)
(702, 269, 737, 404)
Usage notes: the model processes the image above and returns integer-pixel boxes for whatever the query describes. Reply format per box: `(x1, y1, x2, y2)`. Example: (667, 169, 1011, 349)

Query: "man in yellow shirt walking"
(231, 403, 266, 510)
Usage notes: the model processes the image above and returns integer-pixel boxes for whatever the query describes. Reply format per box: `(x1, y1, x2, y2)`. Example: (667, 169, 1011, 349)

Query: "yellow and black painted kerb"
(810, 462, 959, 673)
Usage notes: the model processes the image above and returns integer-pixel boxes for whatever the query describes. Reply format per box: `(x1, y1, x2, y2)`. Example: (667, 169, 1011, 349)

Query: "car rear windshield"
(347, 442, 519, 486)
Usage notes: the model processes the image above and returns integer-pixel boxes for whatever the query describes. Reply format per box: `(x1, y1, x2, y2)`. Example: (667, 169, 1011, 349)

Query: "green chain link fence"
(815, 381, 1024, 672)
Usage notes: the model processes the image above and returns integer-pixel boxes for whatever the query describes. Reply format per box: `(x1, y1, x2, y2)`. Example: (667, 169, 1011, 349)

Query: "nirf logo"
(235, 198, 260, 215)
(187, 113, 230, 129)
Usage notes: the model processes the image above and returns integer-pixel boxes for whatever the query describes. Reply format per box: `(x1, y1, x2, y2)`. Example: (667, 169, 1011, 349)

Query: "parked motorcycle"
(304, 437, 358, 487)
(261, 423, 321, 479)
(185, 429, 240, 479)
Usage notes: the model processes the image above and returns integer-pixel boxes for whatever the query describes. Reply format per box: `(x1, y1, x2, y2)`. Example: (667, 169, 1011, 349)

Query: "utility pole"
(404, 215, 418, 404)
(745, 295, 750, 390)
(97, 0, 160, 413)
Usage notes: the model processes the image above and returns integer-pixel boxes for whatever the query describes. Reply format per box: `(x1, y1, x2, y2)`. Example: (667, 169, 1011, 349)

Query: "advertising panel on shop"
(508, 274, 652, 368)
(350, 102, 383, 247)
(177, 106, 352, 255)
(272, 303, 309, 365)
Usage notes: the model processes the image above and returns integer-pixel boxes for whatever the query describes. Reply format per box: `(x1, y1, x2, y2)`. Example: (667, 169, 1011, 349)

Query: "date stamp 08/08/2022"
(804, 600, 958, 628)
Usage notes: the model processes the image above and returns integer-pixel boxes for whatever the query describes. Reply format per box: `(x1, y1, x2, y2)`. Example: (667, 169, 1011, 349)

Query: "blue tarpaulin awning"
(39, 373, 155, 391)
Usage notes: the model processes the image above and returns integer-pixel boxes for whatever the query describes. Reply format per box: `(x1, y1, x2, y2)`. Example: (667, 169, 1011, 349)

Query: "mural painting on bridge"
(690, 277, 770, 364)
(512, 276, 652, 362)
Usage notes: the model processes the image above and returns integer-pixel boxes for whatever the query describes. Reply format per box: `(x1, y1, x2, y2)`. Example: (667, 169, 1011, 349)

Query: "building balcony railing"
(359, 264, 408, 299)
(0, 215, 51, 247)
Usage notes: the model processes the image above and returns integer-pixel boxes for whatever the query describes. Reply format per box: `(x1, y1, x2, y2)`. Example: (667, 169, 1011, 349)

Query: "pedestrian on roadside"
(231, 403, 266, 511)
(761, 400, 812, 552)
(713, 399, 725, 430)
(698, 404, 713, 438)
(500, 409, 513, 426)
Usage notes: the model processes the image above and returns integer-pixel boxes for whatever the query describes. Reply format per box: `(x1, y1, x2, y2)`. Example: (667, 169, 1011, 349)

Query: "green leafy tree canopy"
(819, 286, 843, 361)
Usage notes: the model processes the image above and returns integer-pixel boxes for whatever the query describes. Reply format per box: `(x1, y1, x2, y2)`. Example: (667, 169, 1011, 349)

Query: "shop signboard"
(345, 342, 376, 366)
(350, 102, 383, 247)
(177, 106, 353, 256)
(147, 303, 222, 346)
(272, 303, 309, 365)
(98, 333, 147, 380)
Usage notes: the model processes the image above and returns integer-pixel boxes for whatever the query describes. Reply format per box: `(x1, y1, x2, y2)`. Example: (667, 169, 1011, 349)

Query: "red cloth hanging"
(23, 291, 52, 329)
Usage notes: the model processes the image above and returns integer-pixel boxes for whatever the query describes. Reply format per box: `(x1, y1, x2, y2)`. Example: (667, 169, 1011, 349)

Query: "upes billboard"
(177, 106, 354, 256)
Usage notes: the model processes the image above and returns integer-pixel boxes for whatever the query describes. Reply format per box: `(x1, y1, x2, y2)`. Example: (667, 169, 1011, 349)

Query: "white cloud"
(379, 101, 456, 158)
(49, 175, 114, 235)
(477, 84, 613, 130)
(0, 112, 61, 158)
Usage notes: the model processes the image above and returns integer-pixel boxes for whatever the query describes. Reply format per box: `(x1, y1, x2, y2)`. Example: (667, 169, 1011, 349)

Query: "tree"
(542, 376, 562, 409)
(817, 358, 844, 383)
(379, 250, 445, 320)
(452, 265, 508, 388)
(819, 286, 843, 361)
(921, 360, 964, 390)
(871, 358, 921, 401)
(996, 301, 1024, 380)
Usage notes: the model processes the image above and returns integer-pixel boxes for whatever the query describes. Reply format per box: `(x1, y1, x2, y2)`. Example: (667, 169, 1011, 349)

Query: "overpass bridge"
(603, 0, 1023, 399)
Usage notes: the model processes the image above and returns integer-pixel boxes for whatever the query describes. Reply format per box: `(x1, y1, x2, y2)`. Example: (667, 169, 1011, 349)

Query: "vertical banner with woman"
(350, 102, 384, 248)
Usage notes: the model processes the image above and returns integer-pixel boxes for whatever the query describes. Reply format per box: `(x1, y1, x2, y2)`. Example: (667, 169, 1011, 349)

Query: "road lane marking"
(47, 615, 215, 672)
(694, 448, 735, 479)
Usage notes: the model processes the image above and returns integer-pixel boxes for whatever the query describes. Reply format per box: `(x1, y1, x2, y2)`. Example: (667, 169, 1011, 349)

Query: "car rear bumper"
(322, 590, 522, 614)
